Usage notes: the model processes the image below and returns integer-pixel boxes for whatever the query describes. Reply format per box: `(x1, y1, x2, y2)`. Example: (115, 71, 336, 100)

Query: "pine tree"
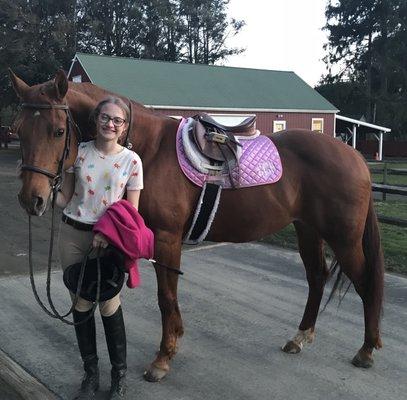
(76, 0, 143, 57)
(321, 0, 407, 138)
(178, 0, 244, 64)
(0, 0, 75, 111)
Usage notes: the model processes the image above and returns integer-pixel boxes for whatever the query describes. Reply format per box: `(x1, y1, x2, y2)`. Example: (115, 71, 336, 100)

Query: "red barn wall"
(68, 61, 91, 82)
(155, 108, 336, 136)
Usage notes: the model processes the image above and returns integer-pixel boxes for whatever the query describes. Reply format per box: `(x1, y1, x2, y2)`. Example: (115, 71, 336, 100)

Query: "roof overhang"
(336, 114, 391, 133)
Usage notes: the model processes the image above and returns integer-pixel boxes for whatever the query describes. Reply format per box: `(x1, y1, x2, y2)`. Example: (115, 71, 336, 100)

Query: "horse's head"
(10, 69, 77, 216)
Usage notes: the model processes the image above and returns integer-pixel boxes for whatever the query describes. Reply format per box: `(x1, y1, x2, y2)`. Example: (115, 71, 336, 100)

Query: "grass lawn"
(262, 200, 407, 275)
(375, 201, 407, 274)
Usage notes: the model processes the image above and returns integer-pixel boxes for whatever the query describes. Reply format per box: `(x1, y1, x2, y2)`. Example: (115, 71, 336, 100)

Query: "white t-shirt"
(63, 141, 143, 224)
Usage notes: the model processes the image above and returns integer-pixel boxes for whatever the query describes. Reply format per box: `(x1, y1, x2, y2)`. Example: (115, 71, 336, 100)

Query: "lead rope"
(28, 214, 101, 326)
(27, 128, 100, 326)
(24, 102, 98, 325)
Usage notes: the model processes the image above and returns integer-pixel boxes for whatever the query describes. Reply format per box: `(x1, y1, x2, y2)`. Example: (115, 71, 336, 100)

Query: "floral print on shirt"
(63, 141, 143, 224)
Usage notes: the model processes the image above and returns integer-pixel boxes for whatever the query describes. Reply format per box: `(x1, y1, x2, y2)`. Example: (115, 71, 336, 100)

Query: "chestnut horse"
(10, 70, 384, 381)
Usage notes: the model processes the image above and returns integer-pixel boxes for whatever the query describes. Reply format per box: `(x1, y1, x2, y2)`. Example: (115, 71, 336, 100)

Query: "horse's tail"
(361, 193, 385, 347)
(323, 194, 385, 330)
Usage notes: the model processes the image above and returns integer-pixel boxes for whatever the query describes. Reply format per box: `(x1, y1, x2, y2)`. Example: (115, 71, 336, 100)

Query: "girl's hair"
(92, 96, 130, 123)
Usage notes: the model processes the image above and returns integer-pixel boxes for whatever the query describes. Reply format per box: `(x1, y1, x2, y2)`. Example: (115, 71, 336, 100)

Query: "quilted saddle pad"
(176, 118, 283, 189)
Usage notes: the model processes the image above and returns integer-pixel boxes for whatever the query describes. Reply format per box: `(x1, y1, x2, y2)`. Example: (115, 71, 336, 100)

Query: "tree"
(76, 0, 245, 64)
(321, 0, 407, 139)
(138, 0, 184, 61)
(76, 0, 143, 57)
(0, 0, 76, 114)
(178, 0, 244, 64)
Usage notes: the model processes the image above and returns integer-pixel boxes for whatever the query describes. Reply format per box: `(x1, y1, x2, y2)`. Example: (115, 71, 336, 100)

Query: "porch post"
(352, 124, 357, 149)
(379, 131, 383, 160)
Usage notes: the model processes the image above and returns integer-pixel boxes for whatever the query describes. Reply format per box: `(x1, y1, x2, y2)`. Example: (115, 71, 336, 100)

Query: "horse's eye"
(55, 128, 65, 137)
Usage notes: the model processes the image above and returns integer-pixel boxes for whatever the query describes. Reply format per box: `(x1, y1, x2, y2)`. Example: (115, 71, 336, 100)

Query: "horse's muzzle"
(18, 191, 48, 216)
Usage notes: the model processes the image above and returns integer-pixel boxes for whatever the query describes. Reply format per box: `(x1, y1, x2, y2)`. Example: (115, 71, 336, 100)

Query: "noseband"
(20, 102, 81, 192)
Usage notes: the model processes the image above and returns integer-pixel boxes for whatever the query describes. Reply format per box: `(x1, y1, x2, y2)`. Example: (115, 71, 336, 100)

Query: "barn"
(68, 53, 337, 134)
(67, 53, 390, 158)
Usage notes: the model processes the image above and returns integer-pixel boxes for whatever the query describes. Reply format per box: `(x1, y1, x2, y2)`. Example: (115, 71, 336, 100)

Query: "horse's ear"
(54, 69, 68, 100)
(8, 69, 30, 99)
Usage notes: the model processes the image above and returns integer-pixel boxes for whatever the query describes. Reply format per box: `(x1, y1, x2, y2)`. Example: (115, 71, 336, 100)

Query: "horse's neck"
(66, 84, 177, 167)
(66, 86, 97, 142)
(126, 108, 178, 167)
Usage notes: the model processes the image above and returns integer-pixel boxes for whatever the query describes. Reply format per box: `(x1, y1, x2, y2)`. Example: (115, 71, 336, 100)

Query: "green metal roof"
(73, 53, 337, 112)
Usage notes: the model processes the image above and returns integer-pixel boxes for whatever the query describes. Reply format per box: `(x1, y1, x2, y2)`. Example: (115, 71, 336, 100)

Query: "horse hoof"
(352, 352, 374, 368)
(281, 340, 302, 354)
(143, 365, 169, 382)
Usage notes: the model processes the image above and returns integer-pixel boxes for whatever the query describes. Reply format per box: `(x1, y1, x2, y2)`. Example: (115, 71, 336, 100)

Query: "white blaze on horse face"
(33, 111, 41, 117)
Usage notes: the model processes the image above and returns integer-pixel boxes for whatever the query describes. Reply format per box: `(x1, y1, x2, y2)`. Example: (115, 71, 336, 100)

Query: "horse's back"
(271, 129, 370, 183)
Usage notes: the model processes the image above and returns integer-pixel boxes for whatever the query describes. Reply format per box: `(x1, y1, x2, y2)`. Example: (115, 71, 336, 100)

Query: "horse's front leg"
(144, 230, 183, 382)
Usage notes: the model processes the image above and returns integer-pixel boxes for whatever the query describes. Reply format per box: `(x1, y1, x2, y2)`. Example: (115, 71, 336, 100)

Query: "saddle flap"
(191, 120, 226, 162)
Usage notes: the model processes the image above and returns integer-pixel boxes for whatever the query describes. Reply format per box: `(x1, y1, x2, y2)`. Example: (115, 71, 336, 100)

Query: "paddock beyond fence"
(371, 185, 407, 227)
(367, 161, 407, 227)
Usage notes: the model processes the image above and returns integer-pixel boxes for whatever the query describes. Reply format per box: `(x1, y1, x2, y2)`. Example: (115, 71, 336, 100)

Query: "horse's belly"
(205, 185, 292, 243)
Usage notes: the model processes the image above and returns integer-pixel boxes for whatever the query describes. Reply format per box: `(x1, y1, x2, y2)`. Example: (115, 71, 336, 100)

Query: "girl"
(57, 97, 142, 399)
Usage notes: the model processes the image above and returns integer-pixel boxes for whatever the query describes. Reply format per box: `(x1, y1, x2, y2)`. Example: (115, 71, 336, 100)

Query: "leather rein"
(21, 102, 96, 325)
(21, 101, 182, 325)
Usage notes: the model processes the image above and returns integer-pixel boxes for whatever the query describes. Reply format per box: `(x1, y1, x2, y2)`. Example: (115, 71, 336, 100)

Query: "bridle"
(20, 101, 92, 325)
(20, 102, 82, 192)
(20, 100, 183, 325)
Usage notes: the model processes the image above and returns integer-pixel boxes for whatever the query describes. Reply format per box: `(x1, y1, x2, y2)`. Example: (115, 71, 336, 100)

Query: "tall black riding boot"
(102, 306, 127, 399)
(72, 309, 99, 400)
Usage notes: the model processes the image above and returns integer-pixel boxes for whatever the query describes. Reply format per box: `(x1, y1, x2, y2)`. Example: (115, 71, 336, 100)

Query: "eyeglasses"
(98, 113, 126, 127)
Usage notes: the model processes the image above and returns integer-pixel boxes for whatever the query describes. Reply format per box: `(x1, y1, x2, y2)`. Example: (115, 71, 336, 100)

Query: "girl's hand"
(93, 233, 109, 249)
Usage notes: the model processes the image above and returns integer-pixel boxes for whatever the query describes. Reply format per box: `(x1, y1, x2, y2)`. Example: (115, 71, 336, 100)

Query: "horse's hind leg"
(330, 242, 383, 368)
(282, 222, 329, 354)
(144, 231, 184, 382)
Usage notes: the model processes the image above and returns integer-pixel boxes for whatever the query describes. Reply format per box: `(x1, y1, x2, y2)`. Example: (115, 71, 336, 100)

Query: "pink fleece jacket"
(93, 200, 154, 288)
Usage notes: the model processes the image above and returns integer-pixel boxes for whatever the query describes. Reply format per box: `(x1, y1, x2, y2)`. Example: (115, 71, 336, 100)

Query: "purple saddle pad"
(176, 118, 283, 189)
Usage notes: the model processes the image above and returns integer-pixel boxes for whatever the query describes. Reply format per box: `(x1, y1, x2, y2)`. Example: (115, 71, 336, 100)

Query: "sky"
(224, 0, 330, 87)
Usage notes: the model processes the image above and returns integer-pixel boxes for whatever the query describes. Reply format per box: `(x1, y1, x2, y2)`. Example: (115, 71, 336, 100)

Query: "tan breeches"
(58, 222, 121, 317)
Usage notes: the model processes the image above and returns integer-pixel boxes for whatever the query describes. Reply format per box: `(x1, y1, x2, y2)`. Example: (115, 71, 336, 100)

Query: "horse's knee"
(157, 291, 178, 313)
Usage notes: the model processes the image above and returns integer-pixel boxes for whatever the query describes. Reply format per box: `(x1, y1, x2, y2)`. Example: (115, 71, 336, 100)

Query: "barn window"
(273, 120, 286, 132)
(311, 118, 324, 133)
(72, 75, 82, 83)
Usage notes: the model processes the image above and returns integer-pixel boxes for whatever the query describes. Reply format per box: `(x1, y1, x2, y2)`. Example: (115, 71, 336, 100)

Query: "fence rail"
(371, 183, 407, 227)
(371, 183, 407, 196)
(371, 168, 407, 176)
(368, 161, 407, 202)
